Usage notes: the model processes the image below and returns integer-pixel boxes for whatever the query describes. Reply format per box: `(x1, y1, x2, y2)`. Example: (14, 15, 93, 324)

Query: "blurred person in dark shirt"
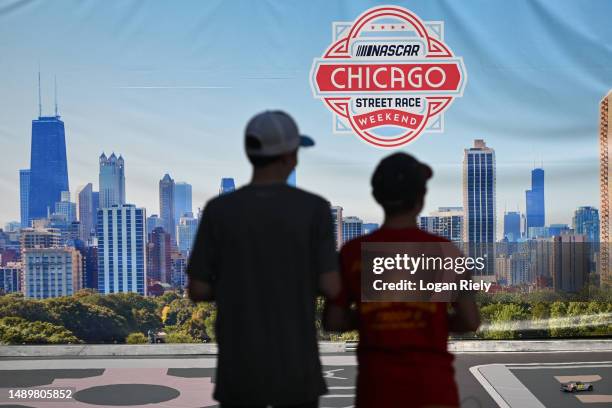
(187, 111, 341, 408)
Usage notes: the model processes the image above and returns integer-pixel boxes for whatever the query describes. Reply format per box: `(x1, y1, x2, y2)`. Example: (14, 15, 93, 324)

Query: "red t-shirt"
(336, 227, 459, 408)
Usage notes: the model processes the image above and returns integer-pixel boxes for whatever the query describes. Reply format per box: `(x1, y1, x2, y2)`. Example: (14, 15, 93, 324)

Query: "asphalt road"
(0, 352, 611, 407)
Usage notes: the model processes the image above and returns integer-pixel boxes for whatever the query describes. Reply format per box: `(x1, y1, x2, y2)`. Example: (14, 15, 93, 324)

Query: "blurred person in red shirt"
(325, 153, 480, 408)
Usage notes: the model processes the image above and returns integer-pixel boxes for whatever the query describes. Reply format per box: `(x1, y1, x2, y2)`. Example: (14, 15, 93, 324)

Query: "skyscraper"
(503, 211, 521, 242)
(330, 205, 343, 250)
(219, 178, 236, 195)
(342, 216, 363, 243)
(419, 206, 463, 242)
(147, 226, 172, 285)
(573, 206, 599, 243)
(550, 233, 589, 293)
(147, 214, 164, 236)
(77, 183, 96, 241)
(28, 115, 69, 222)
(177, 215, 199, 255)
(463, 139, 496, 277)
(83, 246, 98, 290)
(99, 152, 125, 208)
(97, 204, 146, 295)
(159, 174, 175, 242)
(19, 169, 30, 227)
(600, 89, 612, 283)
(174, 182, 193, 223)
(526, 168, 545, 237)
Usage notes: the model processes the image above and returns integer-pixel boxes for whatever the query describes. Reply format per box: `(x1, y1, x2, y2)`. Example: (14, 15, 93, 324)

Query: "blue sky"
(1, 0, 611, 234)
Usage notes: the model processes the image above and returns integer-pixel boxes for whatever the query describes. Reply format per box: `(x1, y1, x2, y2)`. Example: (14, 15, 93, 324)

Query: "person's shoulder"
(289, 186, 330, 208)
(203, 187, 246, 211)
(339, 233, 371, 258)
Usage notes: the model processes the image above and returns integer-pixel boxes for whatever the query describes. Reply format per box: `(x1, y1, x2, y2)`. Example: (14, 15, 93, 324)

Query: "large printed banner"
(1, 0, 612, 290)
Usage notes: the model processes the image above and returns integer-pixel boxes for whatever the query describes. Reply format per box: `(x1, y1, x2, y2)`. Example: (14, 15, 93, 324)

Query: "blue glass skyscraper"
(463, 140, 496, 277)
(174, 182, 193, 222)
(573, 206, 599, 242)
(219, 178, 236, 195)
(28, 115, 69, 222)
(463, 140, 496, 243)
(19, 169, 30, 227)
(503, 211, 521, 242)
(526, 168, 545, 236)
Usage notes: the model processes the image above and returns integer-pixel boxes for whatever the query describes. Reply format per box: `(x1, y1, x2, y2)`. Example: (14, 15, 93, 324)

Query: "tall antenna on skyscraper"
(54, 75, 59, 117)
(37, 65, 42, 118)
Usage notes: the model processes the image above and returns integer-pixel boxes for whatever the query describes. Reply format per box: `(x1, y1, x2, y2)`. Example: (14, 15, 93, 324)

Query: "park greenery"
(0, 286, 610, 344)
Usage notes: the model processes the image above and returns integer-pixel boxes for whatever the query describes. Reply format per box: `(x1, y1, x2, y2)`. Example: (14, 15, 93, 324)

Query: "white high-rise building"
(419, 206, 463, 242)
(342, 216, 363, 243)
(99, 152, 125, 208)
(97, 204, 146, 295)
(23, 248, 82, 299)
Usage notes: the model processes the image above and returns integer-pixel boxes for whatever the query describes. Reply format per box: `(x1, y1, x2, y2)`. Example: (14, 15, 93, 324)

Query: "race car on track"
(561, 381, 593, 392)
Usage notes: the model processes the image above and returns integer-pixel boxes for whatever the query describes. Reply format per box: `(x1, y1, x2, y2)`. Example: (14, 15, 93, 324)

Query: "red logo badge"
(310, 6, 466, 148)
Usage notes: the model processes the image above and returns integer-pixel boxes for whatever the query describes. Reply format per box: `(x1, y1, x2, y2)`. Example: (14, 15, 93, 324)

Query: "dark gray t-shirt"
(187, 184, 337, 405)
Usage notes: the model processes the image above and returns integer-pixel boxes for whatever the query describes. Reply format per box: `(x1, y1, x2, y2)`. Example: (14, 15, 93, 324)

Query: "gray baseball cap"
(245, 110, 315, 157)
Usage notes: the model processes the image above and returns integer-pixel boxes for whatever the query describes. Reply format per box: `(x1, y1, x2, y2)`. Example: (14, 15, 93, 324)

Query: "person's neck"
(250, 167, 289, 185)
(382, 212, 418, 229)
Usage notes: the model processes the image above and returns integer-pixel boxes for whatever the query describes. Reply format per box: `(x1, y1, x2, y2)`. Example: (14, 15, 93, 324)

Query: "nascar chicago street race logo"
(310, 5, 466, 148)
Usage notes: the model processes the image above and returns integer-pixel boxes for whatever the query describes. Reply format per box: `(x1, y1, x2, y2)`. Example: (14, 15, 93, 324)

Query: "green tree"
(165, 331, 198, 343)
(204, 309, 216, 341)
(0, 317, 79, 344)
(79, 292, 162, 334)
(43, 297, 128, 342)
(163, 299, 195, 327)
(484, 303, 527, 339)
(126, 332, 148, 344)
(0, 296, 53, 323)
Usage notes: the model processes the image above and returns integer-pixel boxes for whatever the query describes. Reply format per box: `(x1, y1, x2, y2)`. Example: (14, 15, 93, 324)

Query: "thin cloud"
(114, 86, 232, 89)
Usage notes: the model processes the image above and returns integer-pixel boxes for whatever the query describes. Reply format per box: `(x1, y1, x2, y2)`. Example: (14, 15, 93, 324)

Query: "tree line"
(0, 287, 610, 344)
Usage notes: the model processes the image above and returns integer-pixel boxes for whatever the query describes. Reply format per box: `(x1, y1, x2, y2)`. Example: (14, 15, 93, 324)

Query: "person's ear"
(282, 150, 298, 167)
(414, 191, 426, 214)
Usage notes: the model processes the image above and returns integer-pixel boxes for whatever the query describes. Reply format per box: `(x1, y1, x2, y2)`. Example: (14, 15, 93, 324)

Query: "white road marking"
(511, 364, 612, 370)
(506, 361, 612, 366)
(469, 364, 511, 408)
(553, 375, 602, 383)
(575, 395, 612, 403)
(470, 364, 545, 408)
(323, 368, 348, 380)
